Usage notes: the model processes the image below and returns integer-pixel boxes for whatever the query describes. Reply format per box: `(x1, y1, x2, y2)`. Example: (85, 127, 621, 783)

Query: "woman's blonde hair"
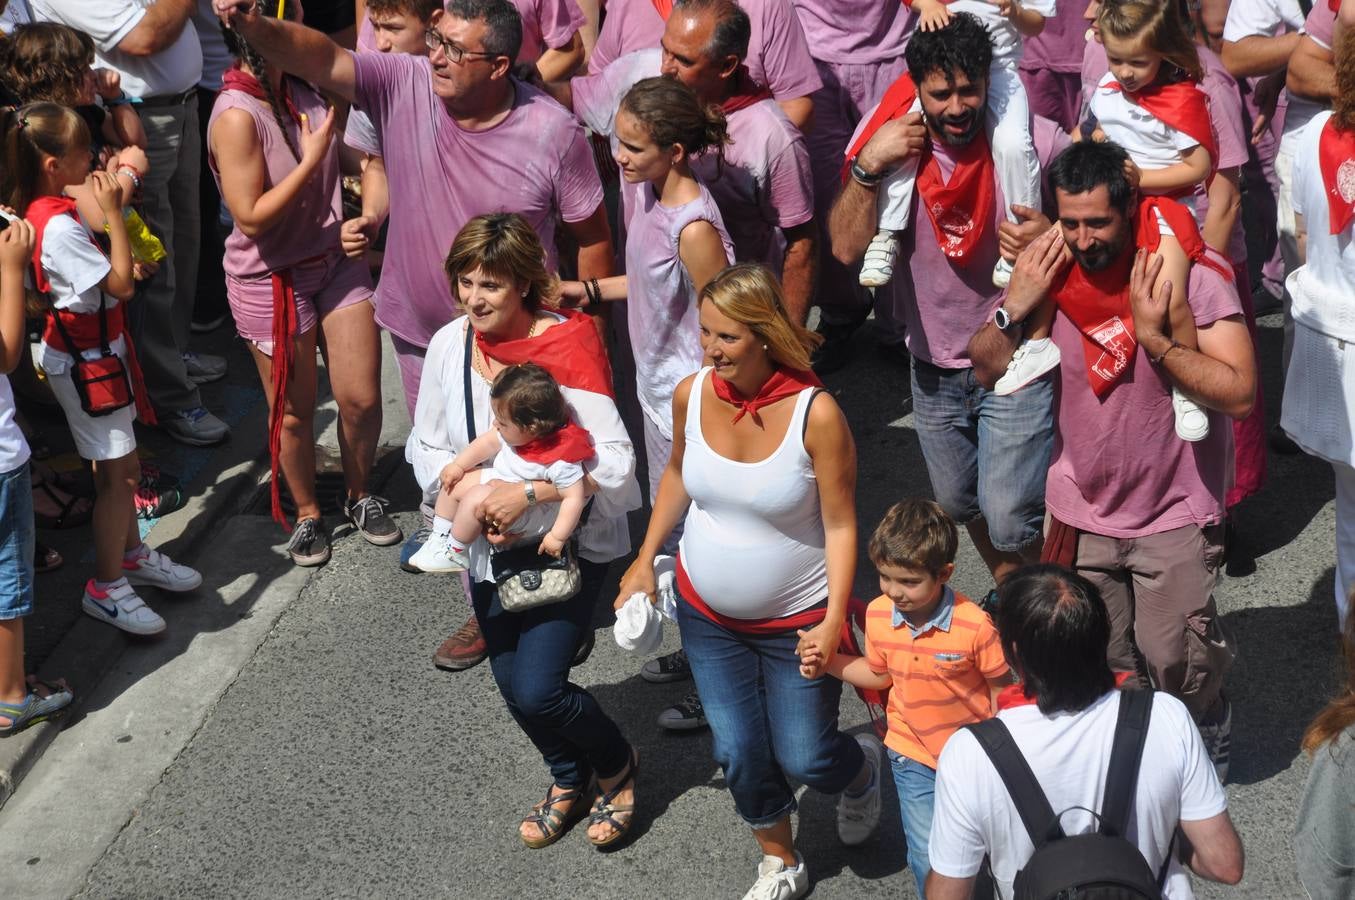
(698, 264, 821, 371)
(443, 213, 560, 312)
(1096, 0, 1202, 83)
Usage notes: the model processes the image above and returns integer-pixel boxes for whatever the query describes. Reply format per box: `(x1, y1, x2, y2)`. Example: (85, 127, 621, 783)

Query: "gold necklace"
(473, 315, 541, 379)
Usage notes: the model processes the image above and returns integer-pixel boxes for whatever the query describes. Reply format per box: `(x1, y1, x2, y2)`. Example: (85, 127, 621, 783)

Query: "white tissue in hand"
(614, 592, 663, 655)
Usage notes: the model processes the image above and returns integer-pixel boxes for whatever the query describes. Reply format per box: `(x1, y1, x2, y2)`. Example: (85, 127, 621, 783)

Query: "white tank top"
(678, 368, 829, 620)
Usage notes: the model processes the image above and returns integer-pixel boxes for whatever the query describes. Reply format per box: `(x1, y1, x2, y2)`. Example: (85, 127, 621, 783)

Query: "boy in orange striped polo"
(800, 499, 1010, 897)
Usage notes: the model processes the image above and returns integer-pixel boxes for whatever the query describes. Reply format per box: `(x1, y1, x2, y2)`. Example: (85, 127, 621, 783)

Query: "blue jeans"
(676, 598, 865, 827)
(910, 358, 1053, 552)
(471, 559, 630, 789)
(889, 750, 936, 898)
(0, 463, 34, 620)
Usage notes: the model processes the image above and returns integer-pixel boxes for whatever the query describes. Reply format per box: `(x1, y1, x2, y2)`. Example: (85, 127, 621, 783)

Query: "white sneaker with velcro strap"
(82, 579, 166, 636)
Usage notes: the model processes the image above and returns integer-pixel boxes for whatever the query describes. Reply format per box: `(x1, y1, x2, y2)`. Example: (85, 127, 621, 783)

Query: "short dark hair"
(674, 0, 750, 63)
(490, 363, 571, 435)
(366, 0, 442, 21)
(1046, 141, 1135, 215)
(994, 564, 1117, 715)
(868, 499, 958, 576)
(445, 0, 522, 62)
(904, 12, 992, 88)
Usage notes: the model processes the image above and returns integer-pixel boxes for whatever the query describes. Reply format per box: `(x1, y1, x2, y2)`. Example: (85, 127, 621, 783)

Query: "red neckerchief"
(514, 421, 595, 465)
(651, 0, 673, 18)
(842, 73, 918, 181)
(475, 310, 615, 398)
(915, 131, 996, 264)
(221, 64, 302, 126)
(1103, 77, 1217, 186)
(720, 67, 773, 114)
(997, 672, 1136, 710)
(25, 196, 79, 293)
(1319, 117, 1355, 235)
(710, 366, 822, 425)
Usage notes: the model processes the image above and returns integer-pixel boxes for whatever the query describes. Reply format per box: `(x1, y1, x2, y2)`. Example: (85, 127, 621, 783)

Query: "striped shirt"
(864, 589, 1009, 768)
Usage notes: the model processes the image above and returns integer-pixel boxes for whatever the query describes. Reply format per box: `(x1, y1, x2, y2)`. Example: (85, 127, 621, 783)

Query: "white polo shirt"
(30, 0, 202, 98)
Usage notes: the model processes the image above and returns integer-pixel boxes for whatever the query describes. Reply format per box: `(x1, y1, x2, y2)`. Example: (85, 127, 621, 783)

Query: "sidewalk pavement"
(0, 325, 412, 810)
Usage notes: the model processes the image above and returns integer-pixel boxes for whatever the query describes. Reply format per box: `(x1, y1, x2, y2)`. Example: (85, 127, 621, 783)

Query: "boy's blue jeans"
(889, 749, 936, 898)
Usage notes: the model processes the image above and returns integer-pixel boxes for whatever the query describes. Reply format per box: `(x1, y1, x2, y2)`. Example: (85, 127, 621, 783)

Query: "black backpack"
(966, 690, 1171, 900)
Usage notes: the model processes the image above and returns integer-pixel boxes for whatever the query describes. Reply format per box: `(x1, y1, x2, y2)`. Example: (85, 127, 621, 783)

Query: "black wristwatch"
(850, 160, 885, 187)
(993, 306, 1022, 331)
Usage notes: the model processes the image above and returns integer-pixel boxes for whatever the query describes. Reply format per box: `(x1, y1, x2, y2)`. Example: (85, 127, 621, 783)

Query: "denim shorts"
(910, 358, 1054, 552)
(0, 463, 35, 619)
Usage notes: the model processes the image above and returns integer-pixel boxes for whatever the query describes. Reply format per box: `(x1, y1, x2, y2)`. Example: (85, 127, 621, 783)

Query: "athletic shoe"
(139, 461, 179, 490)
(1172, 387, 1210, 442)
(408, 531, 470, 574)
(182, 351, 228, 385)
(134, 482, 185, 520)
(433, 615, 487, 671)
(993, 338, 1061, 396)
(82, 579, 166, 636)
(641, 648, 692, 684)
(837, 733, 884, 846)
(741, 853, 808, 900)
(858, 231, 899, 288)
(287, 517, 331, 567)
(162, 406, 230, 447)
(342, 493, 403, 546)
(992, 256, 1015, 288)
(657, 690, 708, 732)
(400, 526, 432, 573)
(123, 547, 202, 592)
(1199, 694, 1232, 784)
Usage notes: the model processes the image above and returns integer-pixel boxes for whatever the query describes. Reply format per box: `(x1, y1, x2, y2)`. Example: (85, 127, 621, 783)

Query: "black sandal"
(587, 750, 638, 848)
(520, 783, 591, 849)
(31, 479, 93, 530)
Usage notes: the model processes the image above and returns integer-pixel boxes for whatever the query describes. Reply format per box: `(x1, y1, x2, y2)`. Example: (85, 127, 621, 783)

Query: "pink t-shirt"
(851, 111, 1070, 368)
(1020, 0, 1091, 74)
(1195, 45, 1249, 262)
(512, 0, 587, 64)
(587, 0, 823, 102)
(572, 49, 814, 268)
(352, 52, 603, 347)
(788, 0, 911, 65)
(1045, 247, 1242, 538)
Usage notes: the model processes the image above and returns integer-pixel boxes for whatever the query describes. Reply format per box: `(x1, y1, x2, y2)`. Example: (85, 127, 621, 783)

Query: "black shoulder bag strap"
(969, 717, 1066, 849)
(463, 320, 477, 443)
(1099, 690, 1154, 839)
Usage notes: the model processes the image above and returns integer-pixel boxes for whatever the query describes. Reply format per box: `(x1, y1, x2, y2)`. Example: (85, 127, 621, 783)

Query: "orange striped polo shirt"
(863, 589, 1009, 768)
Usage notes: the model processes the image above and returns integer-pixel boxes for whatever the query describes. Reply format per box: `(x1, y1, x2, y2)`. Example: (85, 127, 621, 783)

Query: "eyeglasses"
(424, 28, 500, 64)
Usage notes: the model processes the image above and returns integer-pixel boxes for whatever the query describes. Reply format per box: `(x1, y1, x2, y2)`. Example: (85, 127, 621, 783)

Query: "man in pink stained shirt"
(587, 0, 821, 129)
(789, 0, 914, 374)
(969, 140, 1255, 779)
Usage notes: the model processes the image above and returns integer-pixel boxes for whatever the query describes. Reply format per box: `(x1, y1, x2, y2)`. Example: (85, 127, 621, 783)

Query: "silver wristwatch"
(993, 306, 1021, 331)
(524, 482, 538, 507)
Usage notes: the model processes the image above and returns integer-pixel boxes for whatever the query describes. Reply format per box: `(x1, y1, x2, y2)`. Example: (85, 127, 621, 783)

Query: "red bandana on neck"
(710, 366, 822, 425)
(25, 196, 79, 293)
(721, 67, 774, 114)
(1102, 78, 1217, 186)
(514, 421, 595, 465)
(842, 73, 918, 181)
(221, 63, 302, 126)
(1319, 117, 1355, 235)
(996, 672, 1136, 710)
(475, 309, 615, 398)
(651, 0, 673, 18)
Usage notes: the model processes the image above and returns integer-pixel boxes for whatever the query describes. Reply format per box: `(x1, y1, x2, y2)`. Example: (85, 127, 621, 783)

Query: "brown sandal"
(520, 783, 591, 849)
(587, 750, 638, 848)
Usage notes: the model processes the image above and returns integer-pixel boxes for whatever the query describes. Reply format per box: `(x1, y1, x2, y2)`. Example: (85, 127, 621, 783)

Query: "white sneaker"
(741, 853, 809, 900)
(859, 231, 899, 288)
(408, 531, 470, 574)
(123, 547, 203, 592)
(992, 256, 1015, 288)
(1172, 387, 1210, 442)
(994, 338, 1061, 396)
(83, 579, 166, 636)
(837, 733, 884, 846)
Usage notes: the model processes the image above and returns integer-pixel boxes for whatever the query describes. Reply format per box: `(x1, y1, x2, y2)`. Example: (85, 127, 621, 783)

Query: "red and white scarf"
(709, 365, 822, 425)
(514, 421, 595, 465)
(476, 309, 616, 398)
(1102, 77, 1217, 188)
(1319, 116, 1355, 235)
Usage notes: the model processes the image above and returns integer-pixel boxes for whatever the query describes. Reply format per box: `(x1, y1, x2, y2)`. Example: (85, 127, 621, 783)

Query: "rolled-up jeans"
(676, 596, 865, 828)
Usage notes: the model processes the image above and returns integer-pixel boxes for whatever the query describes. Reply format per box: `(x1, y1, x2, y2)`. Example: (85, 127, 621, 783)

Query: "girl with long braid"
(209, 1, 398, 567)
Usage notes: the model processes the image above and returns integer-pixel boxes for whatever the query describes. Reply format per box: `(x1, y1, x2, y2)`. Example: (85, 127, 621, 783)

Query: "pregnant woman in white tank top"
(617, 265, 885, 900)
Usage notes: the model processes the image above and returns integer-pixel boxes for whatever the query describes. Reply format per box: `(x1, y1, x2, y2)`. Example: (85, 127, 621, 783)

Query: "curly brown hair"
(0, 23, 95, 108)
(1333, 26, 1355, 131)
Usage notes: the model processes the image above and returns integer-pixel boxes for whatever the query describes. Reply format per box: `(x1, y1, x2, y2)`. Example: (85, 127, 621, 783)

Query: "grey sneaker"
(163, 406, 230, 446)
(182, 351, 227, 385)
(1198, 694, 1231, 784)
(657, 690, 708, 731)
(287, 517, 331, 567)
(837, 733, 884, 845)
(343, 493, 403, 546)
(641, 648, 692, 684)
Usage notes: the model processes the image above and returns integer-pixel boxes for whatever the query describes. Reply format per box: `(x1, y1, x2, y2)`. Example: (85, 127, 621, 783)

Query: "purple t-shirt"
(587, 0, 823, 102)
(512, 0, 587, 64)
(572, 49, 815, 268)
(352, 52, 603, 346)
(1046, 247, 1242, 538)
(788, 0, 911, 65)
(1021, 0, 1091, 73)
(850, 110, 1070, 368)
(1196, 45, 1249, 262)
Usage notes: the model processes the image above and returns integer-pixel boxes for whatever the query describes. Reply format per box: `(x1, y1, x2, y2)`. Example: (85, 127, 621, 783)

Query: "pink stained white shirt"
(848, 110, 1070, 369)
(351, 52, 604, 347)
(788, 0, 911, 65)
(587, 0, 823, 102)
(1194, 45, 1250, 262)
(571, 49, 815, 268)
(1045, 246, 1242, 538)
(512, 0, 587, 65)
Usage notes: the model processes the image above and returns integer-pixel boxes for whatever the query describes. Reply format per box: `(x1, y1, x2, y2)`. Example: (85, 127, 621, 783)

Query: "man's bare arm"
(780, 220, 818, 326)
(117, 0, 196, 57)
(827, 112, 927, 265)
(216, 1, 358, 102)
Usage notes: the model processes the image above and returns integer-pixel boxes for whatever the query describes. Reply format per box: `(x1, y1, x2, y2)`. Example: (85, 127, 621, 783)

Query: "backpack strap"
(967, 718, 1065, 848)
(1099, 690, 1154, 839)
